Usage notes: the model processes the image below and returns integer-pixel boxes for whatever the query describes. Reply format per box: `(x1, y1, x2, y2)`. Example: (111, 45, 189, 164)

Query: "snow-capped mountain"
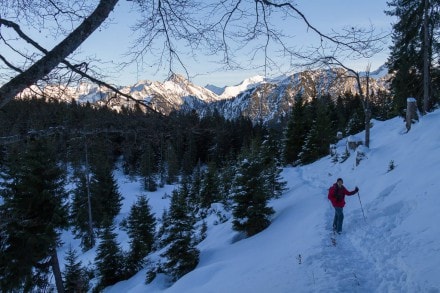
(205, 68, 389, 123)
(20, 67, 390, 123)
(115, 73, 222, 114)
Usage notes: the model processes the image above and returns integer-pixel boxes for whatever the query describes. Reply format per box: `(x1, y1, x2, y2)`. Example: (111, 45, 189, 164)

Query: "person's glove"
(354, 187, 359, 192)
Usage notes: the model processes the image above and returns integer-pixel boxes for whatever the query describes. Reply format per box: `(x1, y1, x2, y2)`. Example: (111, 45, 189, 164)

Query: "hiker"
(328, 178, 359, 234)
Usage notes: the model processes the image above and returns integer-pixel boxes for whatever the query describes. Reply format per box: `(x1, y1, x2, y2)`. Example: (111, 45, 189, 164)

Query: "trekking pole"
(357, 191, 366, 222)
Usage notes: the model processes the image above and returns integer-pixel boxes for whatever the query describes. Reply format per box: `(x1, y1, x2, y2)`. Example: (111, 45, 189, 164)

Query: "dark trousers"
(333, 207, 344, 233)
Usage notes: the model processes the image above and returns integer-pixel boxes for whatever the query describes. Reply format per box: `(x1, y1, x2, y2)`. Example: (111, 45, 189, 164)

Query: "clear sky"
(4, 0, 394, 88)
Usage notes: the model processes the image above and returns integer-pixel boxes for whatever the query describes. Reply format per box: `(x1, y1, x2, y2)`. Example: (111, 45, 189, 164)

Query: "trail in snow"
(301, 165, 431, 293)
(294, 158, 413, 293)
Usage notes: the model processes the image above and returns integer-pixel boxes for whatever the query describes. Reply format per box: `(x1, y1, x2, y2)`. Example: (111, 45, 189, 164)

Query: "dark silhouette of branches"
(0, 0, 387, 110)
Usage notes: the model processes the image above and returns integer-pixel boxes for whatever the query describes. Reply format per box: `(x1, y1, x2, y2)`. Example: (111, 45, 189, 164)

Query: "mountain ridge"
(20, 67, 390, 123)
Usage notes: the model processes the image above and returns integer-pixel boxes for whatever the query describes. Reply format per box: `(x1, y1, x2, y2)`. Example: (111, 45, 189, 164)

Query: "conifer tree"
(70, 172, 95, 251)
(189, 163, 203, 212)
(161, 187, 199, 281)
(165, 143, 180, 184)
(140, 141, 158, 192)
(63, 246, 90, 293)
(157, 209, 171, 247)
(298, 97, 335, 164)
(284, 93, 308, 165)
(260, 135, 287, 199)
(181, 133, 198, 176)
(94, 221, 125, 290)
(217, 158, 236, 210)
(386, 0, 440, 115)
(0, 139, 68, 291)
(231, 150, 275, 237)
(122, 195, 156, 276)
(89, 161, 123, 228)
(345, 95, 365, 135)
(199, 162, 220, 210)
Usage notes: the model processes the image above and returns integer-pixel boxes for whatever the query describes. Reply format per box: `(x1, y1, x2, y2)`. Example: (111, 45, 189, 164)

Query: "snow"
(219, 75, 265, 100)
(59, 108, 440, 292)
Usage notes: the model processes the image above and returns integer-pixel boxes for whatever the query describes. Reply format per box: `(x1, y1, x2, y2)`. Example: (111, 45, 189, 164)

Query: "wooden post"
(406, 97, 417, 132)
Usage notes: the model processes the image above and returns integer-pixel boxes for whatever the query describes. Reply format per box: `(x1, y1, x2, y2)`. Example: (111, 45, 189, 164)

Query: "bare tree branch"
(0, 0, 388, 110)
(0, 0, 119, 109)
(0, 54, 23, 73)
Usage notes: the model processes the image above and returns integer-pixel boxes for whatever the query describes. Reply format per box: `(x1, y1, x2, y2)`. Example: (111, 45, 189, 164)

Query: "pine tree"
(284, 93, 308, 165)
(161, 187, 199, 281)
(140, 141, 158, 192)
(165, 143, 180, 184)
(217, 158, 237, 210)
(0, 139, 68, 291)
(345, 95, 365, 135)
(231, 150, 275, 237)
(189, 163, 203, 212)
(260, 135, 287, 199)
(386, 0, 440, 115)
(70, 172, 95, 251)
(63, 246, 90, 293)
(299, 98, 334, 164)
(199, 162, 220, 210)
(89, 161, 123, 228)
(122, 195, 156, 276)
(94, 221, 125, 290)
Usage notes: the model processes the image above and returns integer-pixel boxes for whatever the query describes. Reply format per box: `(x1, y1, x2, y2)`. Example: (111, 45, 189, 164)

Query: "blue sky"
(3, 0, 394, 88)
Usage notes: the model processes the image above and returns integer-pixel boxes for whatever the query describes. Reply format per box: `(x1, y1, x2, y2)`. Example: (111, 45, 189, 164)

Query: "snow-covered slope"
(77, 108, 440, 292)
(218, 75, 266, 100)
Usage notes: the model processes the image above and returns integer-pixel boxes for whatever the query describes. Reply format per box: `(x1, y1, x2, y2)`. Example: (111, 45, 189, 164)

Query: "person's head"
(336, 178, 343, 187)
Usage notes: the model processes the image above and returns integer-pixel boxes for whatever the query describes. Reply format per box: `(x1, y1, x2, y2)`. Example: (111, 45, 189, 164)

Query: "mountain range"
(22, 65, 390, 123)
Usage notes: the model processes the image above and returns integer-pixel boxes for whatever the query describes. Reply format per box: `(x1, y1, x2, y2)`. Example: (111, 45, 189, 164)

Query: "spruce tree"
(199, 162, 220, 210)
(94, 221, 125, 290)
(89, 160, 123, 228)
(63, 246, 90, 293)
(231, 150, 275, 237)
(122, 195, 156, 276)
(386, 0, 440, 115)
(189, 163, 203, 212)
(284, 93, 308, 165)
(165, 143, 179, 184)
(217, 158, 236, 210)
(0, 139, 68, 291)
(260, 135, 287, 199)
(70, 172, 95, 251)
(140, 141, 157, 192)
(161, 187, 199, 281)
(299, 97, 334, 164)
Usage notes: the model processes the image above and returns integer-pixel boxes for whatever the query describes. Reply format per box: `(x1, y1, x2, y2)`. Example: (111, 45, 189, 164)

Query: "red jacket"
(328, 183, 357, 207)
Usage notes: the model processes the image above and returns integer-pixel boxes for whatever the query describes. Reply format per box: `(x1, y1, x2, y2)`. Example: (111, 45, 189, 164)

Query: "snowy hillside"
(59, 109, 440, 293)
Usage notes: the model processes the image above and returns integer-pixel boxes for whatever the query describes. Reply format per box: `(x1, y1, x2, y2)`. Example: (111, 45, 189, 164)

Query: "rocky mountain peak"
(18, 66, 390, 123)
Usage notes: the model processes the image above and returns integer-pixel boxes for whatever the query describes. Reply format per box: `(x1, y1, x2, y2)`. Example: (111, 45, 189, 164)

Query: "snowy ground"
(60, 109, 440, 293)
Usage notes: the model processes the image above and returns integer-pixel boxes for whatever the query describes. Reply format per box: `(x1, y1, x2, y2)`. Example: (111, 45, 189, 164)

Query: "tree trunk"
(364, 68, 371, 148)
(50, 249, 65, 293)
(0, 0, 119, 109)
(85, 140, 95, 247)
(355, 67, 371, 148)
(423, 0, 431, 114)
